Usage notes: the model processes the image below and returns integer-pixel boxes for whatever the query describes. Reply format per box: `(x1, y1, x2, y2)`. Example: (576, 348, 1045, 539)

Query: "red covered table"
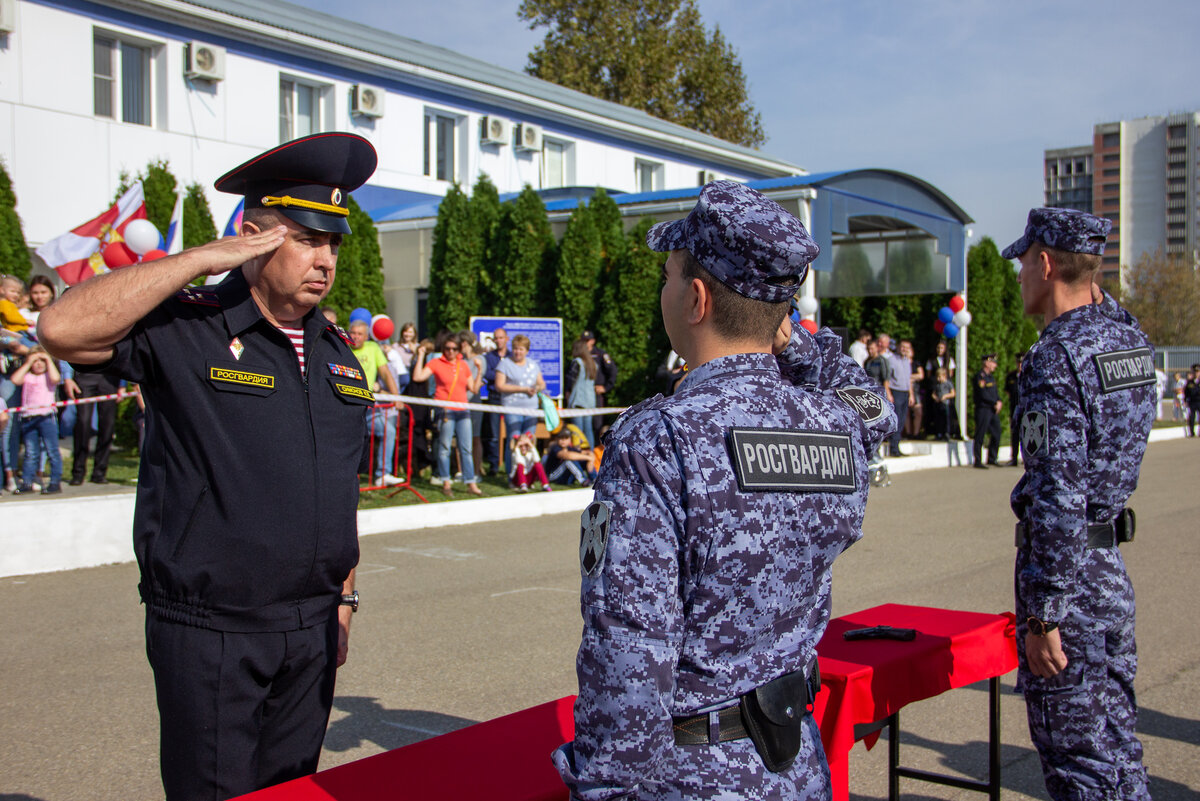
(814, 604, 1018, 801)
(237, 604, 1015, 801)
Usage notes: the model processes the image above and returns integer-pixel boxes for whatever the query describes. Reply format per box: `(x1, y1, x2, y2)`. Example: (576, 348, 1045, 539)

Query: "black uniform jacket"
(974, 369, 999, 407)
(75, 270, 368, 632)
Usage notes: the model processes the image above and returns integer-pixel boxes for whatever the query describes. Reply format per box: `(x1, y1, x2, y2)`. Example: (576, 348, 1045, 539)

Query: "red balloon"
(372, 316, 394, 341)
(101, 242, 136, 268)
(141, 249, 167, 262)
(799, 319, 819, 334)
(948, 295, 966, 313)
(934, 320, 946, 333)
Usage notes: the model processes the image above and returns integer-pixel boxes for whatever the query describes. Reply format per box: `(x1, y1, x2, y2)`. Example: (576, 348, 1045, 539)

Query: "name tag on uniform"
(728, 428, 856, 493)
(333, 382, 375, 402)
(208, 364, 276, 396)
(1094, 347, 1155, 393)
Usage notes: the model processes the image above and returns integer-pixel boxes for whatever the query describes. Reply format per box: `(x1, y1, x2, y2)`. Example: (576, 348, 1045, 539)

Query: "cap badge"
(229, 337, 244, 361)
(331, 188, 343, 206)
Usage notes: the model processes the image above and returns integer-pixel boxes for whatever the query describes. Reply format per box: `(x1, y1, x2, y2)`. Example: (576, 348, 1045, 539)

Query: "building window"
(1103, 168, 1120, 177)
(1101, 133, 1120, 148)
(543, 138, 573, 189)
(94, 33, 152, 125)
(1103, 153, 1119, 162)
(1167, 124, 1186, 139)
(635, 159, 663, 193)
(423, 112, 459, 182)
(279, 78, 327, 142)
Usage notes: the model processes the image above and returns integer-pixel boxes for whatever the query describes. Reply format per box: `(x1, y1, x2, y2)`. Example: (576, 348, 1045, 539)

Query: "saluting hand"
(187, 225, 289, 277)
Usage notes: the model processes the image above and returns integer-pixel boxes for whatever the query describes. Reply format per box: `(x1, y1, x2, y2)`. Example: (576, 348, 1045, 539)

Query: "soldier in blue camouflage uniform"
(1005, 207, 1155, 801)
(553, 181, 897, 800)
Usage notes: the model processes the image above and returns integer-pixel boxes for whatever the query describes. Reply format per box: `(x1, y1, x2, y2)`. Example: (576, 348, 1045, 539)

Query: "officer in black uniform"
(972, 353, 1001, 468)
(38, 133, 378, 801)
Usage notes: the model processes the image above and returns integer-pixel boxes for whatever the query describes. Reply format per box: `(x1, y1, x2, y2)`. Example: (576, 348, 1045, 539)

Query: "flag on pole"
(223, 198, 244, 237)
(165, 190, 184, 255)
(35, 183, 147, 285)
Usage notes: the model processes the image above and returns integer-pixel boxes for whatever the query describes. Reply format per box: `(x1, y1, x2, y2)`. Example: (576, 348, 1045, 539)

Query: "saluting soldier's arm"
(38, 226, 287, 364)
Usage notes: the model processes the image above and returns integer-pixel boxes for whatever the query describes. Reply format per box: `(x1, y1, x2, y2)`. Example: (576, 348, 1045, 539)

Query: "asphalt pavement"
(1, 439, 1197, 800)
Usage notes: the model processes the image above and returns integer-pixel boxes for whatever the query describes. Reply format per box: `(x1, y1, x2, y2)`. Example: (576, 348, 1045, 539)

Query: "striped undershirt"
(278, 325, 306, 374)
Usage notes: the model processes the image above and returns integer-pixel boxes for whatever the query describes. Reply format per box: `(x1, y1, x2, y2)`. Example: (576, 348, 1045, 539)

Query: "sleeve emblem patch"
(835, 387, 888, 423)
(580, 501, 611, 577)
(1020, 411, 1049, 458)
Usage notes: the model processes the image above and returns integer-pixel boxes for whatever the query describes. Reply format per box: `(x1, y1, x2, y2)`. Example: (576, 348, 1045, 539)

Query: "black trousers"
(71, 373, 118, 480)
(146, 610, 339, 801)
(974, 404, 1001, 464)
(889, 391, 909, 453)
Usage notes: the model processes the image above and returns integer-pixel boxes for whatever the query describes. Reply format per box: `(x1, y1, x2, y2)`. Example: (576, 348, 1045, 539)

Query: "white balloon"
(953, 309, 972, 328)
(124, 219, 162, 255)
(795, 296, 819, 316)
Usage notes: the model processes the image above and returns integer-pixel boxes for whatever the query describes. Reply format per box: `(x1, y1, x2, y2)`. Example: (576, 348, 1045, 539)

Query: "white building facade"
(0, 0, 801, 251)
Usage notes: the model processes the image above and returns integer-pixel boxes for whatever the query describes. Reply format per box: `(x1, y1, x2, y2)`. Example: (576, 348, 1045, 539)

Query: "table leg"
(989, 675, 1001, 801)
(888, 712, 900, 801)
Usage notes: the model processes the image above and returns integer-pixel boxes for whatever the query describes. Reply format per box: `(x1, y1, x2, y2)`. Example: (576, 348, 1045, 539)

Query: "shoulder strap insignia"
(330, 324, 353, 347)
(175, 286, 221, 307)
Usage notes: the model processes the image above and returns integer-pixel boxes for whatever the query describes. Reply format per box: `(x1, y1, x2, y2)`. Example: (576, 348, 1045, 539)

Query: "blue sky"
(289, 0, 1200, 248)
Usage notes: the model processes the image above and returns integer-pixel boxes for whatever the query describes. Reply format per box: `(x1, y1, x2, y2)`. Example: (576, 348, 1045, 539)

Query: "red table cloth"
(237, 604, 1015, 800)
(813, 604, 1018, 801)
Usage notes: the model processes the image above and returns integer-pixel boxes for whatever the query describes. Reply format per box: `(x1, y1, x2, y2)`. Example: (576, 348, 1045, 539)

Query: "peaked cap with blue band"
(646, 180, 819, 303)
(215, 133, 378, 235)
(1002, 207, 1112, 260)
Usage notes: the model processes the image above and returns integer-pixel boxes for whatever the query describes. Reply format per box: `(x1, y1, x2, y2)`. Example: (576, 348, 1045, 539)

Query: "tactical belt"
(1015, 508, 1135, 550)
(672, 663, 819, 746)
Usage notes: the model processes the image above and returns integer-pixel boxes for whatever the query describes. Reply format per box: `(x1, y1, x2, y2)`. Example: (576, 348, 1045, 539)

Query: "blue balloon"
(349, 307, 372, 324)
(943, 322, 959, 339)
(937, 306, 955, 324)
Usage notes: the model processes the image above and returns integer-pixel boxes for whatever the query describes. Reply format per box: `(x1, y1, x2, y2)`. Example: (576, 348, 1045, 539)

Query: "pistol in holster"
(738, 660, 821, 773)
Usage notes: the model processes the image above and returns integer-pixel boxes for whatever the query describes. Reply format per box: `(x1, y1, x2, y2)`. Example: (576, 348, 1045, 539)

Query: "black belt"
(672, 664, 819, 746)
(1015, 508, 1135, 550)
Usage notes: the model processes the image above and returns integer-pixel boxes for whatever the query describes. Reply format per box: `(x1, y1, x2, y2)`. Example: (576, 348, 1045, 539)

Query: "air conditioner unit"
(184, 41, 226, 81)
(698, 170, 717, 185)
(351, 84, 385, 118)
(0, 0, 15, 34)
(480, 115, 512, 146)
(515, 123, 543, 152)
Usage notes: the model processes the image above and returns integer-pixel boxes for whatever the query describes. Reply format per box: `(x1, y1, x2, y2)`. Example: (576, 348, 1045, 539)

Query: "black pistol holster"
(738, 661, 820, 773)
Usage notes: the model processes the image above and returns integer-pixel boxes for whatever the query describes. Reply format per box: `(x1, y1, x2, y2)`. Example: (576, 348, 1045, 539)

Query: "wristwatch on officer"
(1026, 616, 1057, 636)
(340, 590, 359, 613)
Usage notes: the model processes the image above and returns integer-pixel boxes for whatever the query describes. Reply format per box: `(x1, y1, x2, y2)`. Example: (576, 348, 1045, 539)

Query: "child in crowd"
(543, 428, 597, 487)
(1173, 372, 1186, 426)
(509, 432, 550, 492)
(11, 347, 62, 494)
(931, 368, 955, 440)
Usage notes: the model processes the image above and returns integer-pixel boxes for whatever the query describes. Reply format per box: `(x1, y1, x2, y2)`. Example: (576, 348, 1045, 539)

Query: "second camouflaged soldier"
(1006, 207, 1155, 801)
(552, 181, 896, 800)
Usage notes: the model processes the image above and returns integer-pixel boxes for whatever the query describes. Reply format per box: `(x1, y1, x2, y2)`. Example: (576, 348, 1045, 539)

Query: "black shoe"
(68, 477, 85, 486)
(41, 484, 63, 495)
(973, 463, 988, 470)
(1006, 460, 1019, 467)
(987, 461, 1000, 467)
(13, 484, 36, 494)
(891, 451, 906, 458)
(90, 476, 109, 485)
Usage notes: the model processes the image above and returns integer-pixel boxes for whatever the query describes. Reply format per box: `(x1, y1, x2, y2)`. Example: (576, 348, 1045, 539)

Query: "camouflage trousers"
(1016, 566, 1150, 800)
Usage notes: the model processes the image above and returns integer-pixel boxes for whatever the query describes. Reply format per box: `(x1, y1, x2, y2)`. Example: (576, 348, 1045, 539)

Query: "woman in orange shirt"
(411, 332, 483, 497)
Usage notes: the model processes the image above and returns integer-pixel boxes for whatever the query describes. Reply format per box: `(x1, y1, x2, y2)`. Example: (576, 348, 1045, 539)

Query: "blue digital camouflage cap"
(1002, 207, 1112, 260)
(645, 180, 819, 303)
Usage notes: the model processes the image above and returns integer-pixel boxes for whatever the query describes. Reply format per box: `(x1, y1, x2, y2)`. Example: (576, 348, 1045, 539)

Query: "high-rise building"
(1044, 111, 1200, 285)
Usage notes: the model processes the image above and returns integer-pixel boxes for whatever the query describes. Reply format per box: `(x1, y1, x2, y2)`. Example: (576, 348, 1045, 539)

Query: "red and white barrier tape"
(5, 390, 139, 416)
(373, 393, 625, 419)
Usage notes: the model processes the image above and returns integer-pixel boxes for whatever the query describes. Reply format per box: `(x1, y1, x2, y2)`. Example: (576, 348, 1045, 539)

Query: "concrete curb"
(1, 426, 1186, 578)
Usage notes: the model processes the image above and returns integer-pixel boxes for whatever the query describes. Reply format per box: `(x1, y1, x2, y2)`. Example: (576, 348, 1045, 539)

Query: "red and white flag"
(35, 183, 147, 285)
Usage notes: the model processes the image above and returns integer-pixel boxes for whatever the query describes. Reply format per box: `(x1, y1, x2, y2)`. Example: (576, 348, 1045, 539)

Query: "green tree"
(589, 188, 624, 332)
(555, 199, 602, 343)
(324, 196, 385, 320)
(492, 186, 554, 317)
(963, 237, 1039, 435)
(427, 183, 480, 331)
(519, 0, 765, 147)
(887, 240, 935, 293)
(1122, 249, 1200, 346)
(182, 183, 218, 250)
(0, 158, 31, 281)
(469, 174, 503, 316)
(595, 217, 667, 403)
(828, 241, 877, 297)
